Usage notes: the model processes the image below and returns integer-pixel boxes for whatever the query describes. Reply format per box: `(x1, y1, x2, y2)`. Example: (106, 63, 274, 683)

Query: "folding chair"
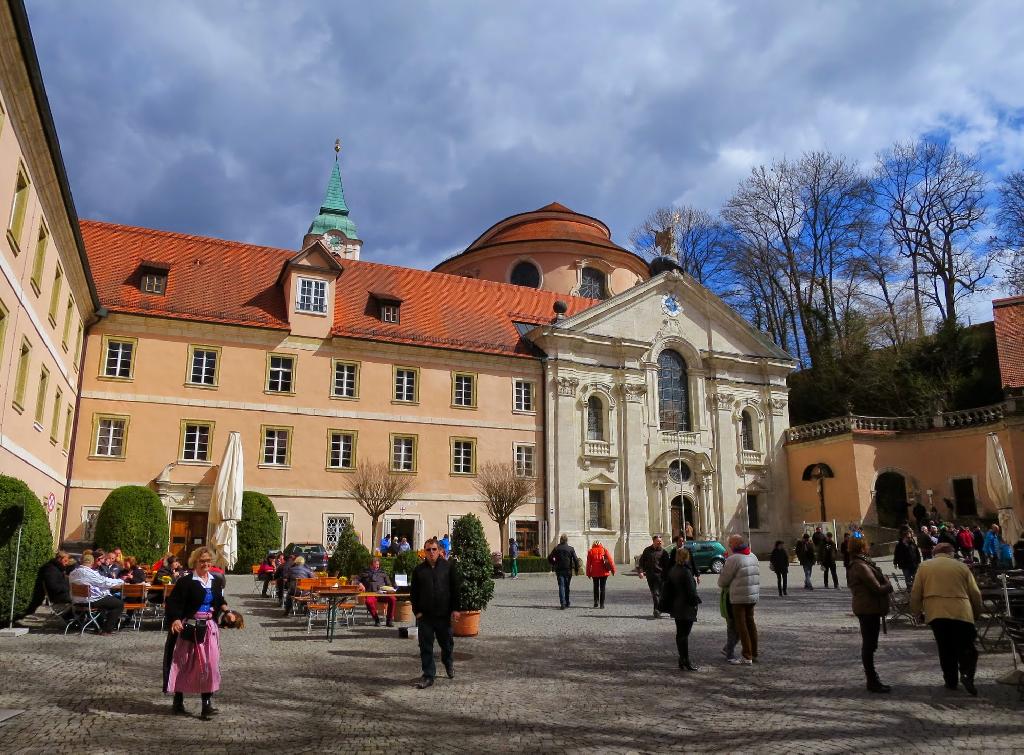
(886, 573, 919, 627)
(120, 584, 148, 631)
(67, 583, 102, 635)
(290, 578, 316, 616)
(251, 565, 262, 594)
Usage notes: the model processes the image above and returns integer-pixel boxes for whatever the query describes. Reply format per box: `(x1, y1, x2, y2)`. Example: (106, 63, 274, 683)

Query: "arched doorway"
(875, 472, 909, 528)
(670, 495, 695, 538)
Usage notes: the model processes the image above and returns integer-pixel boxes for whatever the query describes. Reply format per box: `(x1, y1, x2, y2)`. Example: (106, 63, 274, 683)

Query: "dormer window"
(381, 303, 399, 323)
(139, 261, 169, 295)
(369, 291, 403, 324)
(296, 277, 327, 313)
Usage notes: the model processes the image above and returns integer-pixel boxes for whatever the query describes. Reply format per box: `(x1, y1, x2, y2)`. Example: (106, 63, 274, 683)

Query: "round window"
(668, 460, 692, 483)
(510, 260, 541, 288)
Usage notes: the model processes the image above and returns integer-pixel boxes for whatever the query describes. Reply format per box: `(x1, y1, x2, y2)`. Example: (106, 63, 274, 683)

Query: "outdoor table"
(312, 587, 360, 642)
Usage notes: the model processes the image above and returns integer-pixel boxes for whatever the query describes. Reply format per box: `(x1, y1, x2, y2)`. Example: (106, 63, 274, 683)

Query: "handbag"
(180, 618, 208, 644)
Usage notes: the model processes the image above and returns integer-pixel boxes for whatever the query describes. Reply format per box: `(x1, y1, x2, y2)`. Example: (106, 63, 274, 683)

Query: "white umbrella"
(986, 433, 1020, 546)
(209, 431, 245, 570)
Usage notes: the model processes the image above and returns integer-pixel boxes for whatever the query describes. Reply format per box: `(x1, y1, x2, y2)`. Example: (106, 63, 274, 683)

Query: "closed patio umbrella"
(986, 433, 1020, 546)
(209, 431, 245, 571)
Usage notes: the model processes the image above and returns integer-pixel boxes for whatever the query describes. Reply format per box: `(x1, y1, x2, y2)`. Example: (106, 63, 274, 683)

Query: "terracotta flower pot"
(452, 609, 481, 637)
(396, 599, 414, 623)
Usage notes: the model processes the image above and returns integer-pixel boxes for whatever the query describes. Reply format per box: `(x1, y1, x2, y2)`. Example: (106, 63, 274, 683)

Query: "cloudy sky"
(25, 1, 1024, 315)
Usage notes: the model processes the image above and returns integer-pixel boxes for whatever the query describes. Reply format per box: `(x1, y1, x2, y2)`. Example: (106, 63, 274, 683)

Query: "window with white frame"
(181, 422, 212, 462)
(82, 508, 100, 541)
(514, 379, 535, 412)
(392, 435, 416, 472)
(296, 277, 327, 313)
(381, 303, 400, 323)
(94, 416, 127, 457)
(451, 438, 475, 475)
(514, 443, 536, 478)
(141, 272, 167, 294)
(332, 361, 358, 398)
(452, 373, 475, 407)
(324, 515, 353, 553)
(104, 339, 134, 379)
(262, 427, 290, 466)
(328, 431, 355, 469)
(267, 354, 294, 393)
(189, 347, 219, 386)
(588, 489, 610, 529)
(277, 514, 287, 549)
(394, 368, 417, 402)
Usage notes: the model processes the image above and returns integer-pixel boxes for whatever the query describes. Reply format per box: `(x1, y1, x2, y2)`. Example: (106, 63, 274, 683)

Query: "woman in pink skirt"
(163, 546, 234, 720)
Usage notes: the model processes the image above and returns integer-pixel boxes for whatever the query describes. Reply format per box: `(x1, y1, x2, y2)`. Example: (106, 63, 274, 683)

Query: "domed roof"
(464, 202, 620, 252)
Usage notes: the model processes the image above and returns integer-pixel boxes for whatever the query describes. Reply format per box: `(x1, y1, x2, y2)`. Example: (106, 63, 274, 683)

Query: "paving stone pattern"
(1, 564, 1022, 753)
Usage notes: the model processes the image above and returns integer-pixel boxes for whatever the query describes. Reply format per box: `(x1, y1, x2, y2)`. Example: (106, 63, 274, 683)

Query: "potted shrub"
(450, 513, 494, 637)
(93, 485, 169, 564)
(0, 475, 53, 626)
(233, 491, 282, 574)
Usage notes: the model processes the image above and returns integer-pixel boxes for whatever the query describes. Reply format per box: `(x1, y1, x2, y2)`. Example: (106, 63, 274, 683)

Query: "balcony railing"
(659, 430, 701, 447)
(740, 449, 763, 466)
(584, 440, 612, 457)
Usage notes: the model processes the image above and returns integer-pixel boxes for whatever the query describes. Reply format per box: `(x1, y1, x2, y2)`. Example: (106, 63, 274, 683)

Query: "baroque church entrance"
(670, 495, 695, 538)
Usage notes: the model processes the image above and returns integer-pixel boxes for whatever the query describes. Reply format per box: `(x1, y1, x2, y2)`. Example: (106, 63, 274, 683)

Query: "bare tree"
(848, 238, 917, 350)
(629, 205, 733, 289)
(875, 140, 992, 330)
(345, 460, 416, 549)
(474, 462, 533, 557)
(995, 170, 1024, 295)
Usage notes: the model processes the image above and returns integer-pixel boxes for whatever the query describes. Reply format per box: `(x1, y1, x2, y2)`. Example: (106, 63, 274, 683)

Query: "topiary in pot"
(233, 491, 281, 574)
(451, 513, 494, 636)
(327, 520, 360, 577)
(0, 475, 53, 626)
(93, 485, 168, 564)
(390, 548, 421, 580)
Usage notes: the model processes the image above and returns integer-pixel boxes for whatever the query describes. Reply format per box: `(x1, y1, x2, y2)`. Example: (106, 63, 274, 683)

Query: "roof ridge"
(80, 219, 295, 256)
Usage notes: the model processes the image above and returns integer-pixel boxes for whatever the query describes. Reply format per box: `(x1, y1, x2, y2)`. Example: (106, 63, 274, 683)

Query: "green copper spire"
(308, 160, 359, 241)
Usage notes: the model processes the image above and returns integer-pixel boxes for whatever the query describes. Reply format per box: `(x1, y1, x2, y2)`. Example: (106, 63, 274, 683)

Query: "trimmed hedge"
(93, 485, 168, 564)
(381, 549, 422, 579)
(234, 491, 281, 574)
(502, 555, 551, 574)
(452, 513, 494, 611)
(0, 475, 53, 626)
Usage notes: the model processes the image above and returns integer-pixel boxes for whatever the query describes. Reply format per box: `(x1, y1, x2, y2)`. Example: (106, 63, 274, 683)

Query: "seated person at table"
(119, 556, 146, 584)
(69, 554, 124, 635)
(110, 547, 125, 578)
(155, 556, 183, 584)
(283, 556, 314, 615)
(355, 557, 396, 627)
(258, 555, 276, 597)
(26, 550, 74, 619)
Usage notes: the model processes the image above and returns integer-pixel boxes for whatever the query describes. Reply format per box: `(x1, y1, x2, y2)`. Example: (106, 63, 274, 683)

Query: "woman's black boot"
(172, 693, 187, 715)
(200, 693, 218, 720)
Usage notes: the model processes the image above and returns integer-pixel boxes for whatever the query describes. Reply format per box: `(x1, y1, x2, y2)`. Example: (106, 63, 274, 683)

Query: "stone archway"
(670, 495, 695, 538)
(875, 471, 909, 528)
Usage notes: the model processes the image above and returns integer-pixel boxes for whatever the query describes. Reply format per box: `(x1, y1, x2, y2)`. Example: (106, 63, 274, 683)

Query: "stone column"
(620, 381, 651, 562)
(552, 373, 582, 547)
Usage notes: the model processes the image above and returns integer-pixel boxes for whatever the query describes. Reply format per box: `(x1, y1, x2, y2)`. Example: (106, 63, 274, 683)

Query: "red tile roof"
(80, 220, 597, 358)
(993, 295, 1024, 390)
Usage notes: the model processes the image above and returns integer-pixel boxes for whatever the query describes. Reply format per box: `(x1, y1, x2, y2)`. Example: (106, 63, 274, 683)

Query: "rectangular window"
(451, 437, 476, 475)
(262, 426, 291, 466)
(34, 366, 48, 424)
(48, 264, 63, 324)
(391, 434, 417, 472)
(141, 272, 166, 294)
(324, 515, 353, 553)
(63, 403, 73, 451)
(61, 296, 74, 350)
(82, 508, 99, 541)
(8, 167, 30, 248)
(13, 338, 31, 409)
(50, 388, 62, 442)
(187, 345, 220, 386)
(94, 415, 128, 458)
(0, 300, 7, 364)
(296, 278, 327, 313)
(266, 354, 295, 393)
(102, 337, 136, 379)
(514, 443, 536, 478)
(381, 303, 400, 323)
(30, 222, 47, 294)
(514, 379, 535, 412)
(327, 430, 356, 470)
(332, 360, 359, 398)
(452, 372, 476, 408)
(181, 422, 213, 462)
(393, 367, 418, 403)
(746, 493, 760, 530)
(589, 489, 609, 529)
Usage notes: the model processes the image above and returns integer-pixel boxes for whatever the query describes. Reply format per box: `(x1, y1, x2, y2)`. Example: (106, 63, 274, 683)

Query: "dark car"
(685, 540, 728, 574)
(283, 542, 329, 572)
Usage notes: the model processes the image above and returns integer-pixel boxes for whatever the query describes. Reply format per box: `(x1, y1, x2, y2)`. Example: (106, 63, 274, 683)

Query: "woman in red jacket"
(585, 540, 616, 609)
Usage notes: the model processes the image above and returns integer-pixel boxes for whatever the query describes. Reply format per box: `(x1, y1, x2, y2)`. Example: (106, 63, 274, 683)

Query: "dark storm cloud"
(24, 0, 1024, 275)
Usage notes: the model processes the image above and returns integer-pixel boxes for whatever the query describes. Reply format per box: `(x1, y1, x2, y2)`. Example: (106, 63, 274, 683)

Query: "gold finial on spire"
(334, 138, 341, 160)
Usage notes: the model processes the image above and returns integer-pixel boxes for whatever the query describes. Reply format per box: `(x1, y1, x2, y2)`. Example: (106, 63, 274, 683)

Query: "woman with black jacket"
(664, 548, 702, 672)
(163, 547, 235, 720)
(769, 541, 790, 596)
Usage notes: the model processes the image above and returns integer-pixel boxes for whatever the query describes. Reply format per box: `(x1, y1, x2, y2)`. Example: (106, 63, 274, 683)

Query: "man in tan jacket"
(910, 543, 984, 695)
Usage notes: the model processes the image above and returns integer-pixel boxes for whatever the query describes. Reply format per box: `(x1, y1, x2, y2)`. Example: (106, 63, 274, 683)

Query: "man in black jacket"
(893, 526, 922, 586)
(410, 538, 461, 689)
(26, 550, 73, 618)
(638, 535, 668, 617)
(548, 534, 581, 609)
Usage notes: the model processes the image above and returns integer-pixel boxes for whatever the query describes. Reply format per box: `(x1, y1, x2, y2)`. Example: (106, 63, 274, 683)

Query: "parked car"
(283, 542, 329, 572)
(685, 540, 728, 574)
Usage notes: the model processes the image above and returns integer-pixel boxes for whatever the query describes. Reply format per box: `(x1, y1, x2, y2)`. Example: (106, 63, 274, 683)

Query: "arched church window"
(586, 395, 604, 440)
(510, 260, 541, 288)
(579, 267, 607, 299)
(657, 350, 691, 432)
(668, 459, 692, 483)
(741, 409, 755, 451)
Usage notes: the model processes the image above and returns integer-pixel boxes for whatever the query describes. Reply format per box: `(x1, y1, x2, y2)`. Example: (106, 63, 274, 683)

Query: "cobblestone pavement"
(1, 565, 1022, 754)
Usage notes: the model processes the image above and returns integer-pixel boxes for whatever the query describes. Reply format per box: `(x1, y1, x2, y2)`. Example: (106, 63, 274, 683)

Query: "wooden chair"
(67, 583, 102, 635)
(120, 583, 148, 631)
(290, 578, 317, 615)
